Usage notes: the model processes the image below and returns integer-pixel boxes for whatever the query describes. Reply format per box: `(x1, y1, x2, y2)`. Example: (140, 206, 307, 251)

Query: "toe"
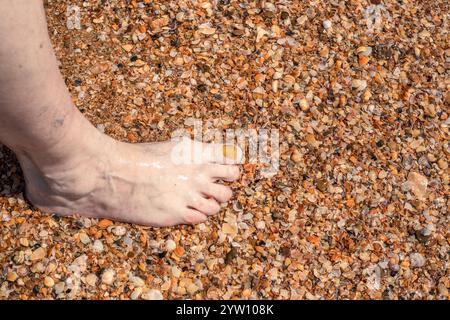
(183, 209, 208, 225)
(203, 143, 243, 164)
(207, 164, 240, 181)
(189, 196, 221, 215)
(201, 183, 233, 203)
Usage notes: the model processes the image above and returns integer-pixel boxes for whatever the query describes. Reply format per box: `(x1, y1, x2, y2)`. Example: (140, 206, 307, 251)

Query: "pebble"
(54, 282, 65, 295)
(44, 276, 55, 287)
(407, 172, 428, 200)
(438, 159, 448, 170)
(112, 226, 127, 237)
(79, 233, 91, 244)
(30, 247, 46, 261)
(141, 289, 163, 300)
(7, 271, 18, 282)
(165, 239, 177, 252)
(299, 99, 309, 111)
(198, 25, 216, 35)
(289, 119, 301, 132)
(98, 219, 113, 229)
(323, 20, 332, 29)
(131, 287, 143, 300)
(171, 266, 182, 278)
(121, 44, 133, 52)
(410, 253, 426, 268)
(351, 79, 368, 91)
(101, 269, 115, 285)
(291, 149, 302, 163)
(221, 223, 238, 235)
(130, 276, 145, 287)
(438, 284, 449, 296)
(92, 239, 104, 253)
(19, 238, 29, 247)
(256, 221, 266, 230)
(186, 283, 199, 295)
(85, 273, 98, 287)
(13, 251, 25, 264)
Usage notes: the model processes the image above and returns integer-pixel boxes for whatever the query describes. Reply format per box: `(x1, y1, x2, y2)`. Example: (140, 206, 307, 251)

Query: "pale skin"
(0, 0, 242, 227)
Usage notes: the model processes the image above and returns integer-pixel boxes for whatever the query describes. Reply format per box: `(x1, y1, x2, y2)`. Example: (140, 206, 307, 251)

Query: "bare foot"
(18, 135, 241, 226)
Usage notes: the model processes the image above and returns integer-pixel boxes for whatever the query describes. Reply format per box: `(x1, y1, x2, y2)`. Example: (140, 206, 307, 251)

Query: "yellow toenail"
(223, 144, 237, 160)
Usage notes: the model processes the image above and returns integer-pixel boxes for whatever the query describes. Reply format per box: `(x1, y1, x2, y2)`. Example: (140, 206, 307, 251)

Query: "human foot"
(18, 135, 242, 227)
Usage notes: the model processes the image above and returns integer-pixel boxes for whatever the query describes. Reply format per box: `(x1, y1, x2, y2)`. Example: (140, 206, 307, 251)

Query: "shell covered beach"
(0, 0, 449, 299)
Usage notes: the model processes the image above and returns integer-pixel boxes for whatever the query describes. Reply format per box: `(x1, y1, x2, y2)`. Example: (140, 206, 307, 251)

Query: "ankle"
(24, 111, 106, 164)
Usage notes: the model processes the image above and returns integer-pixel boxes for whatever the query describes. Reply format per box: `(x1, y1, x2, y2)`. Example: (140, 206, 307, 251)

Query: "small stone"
(305, 134, 320, 148)
(359, 252, 371, 262)
(186, 282, 199, 295)
(45, 262, 57, 274)
(130, 276, 145, 287)
(438, 159, 448, 170)
(410, 253, 426, 268)
(44, 276, 55, 287)
(122, 44, 133, 52)
(13, 251, 25, 264)
(255, 221, 266, 229)
(96, 123, 106, 133)
(112, 226, 127, 237)
(101, 269, 115, 285)
(165, 239, 177, 252)
(351, 79, 368, 91)
(85, 273, 98, 287)
(291, 148, 302, 163)
(225, 247, 238, 264)
(92, 240, 104, 253)
(150, 17, 169, 31)
(30, 247, 46, 261)
(54, 282, 65, 295)
(299, 99, 309, 111)
(19, 238, 29, 247)
(358, 55, 370, 66)
(206, 258, 217, 270)
(407, 172, 428, 200)
(438, 283, 449, 296)
(316, 179, 328, 192)
(98, 219, 113, 229)
(427, 153, 437, 163)
(272, 80, 279, 93)
(79, 233, 91, 244)
(273, 71, 283, 80)
(171, 266, 182, 278)
(320, 46, 329, 58)
(289, 119, 301, 132)
(357, 46, 373, 56)
(198, 25, 216, 35)
(31, 261, 45, 273)
(221, 223, 238, 235)
(323, 20, 332, 29)
(142, 289, 163, 300)
(7, 271, 18, 282)
(378, 170, 388, 179)
(133, 97, 144, 107)
(131, 288, 143, 300)
(175, 12, 185, 22)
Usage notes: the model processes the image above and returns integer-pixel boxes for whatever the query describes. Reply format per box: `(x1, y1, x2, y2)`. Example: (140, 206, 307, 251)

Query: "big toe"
(203, 143, 243, 164)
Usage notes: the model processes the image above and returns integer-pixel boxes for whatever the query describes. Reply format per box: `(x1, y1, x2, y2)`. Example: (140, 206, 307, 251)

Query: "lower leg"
(0, 1, 100, 164)
(0, 0, 241, 226)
